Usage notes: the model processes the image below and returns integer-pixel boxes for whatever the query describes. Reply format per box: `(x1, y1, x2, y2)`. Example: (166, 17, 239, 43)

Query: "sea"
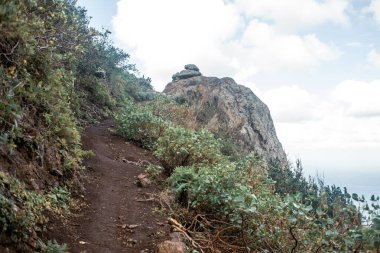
(304, 169, 380, 201)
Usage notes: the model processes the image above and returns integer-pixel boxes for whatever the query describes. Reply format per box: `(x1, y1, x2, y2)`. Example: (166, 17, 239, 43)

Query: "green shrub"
(116, 103, 169, 149)
(0, 171, 75, 251)
(0, 172, 47, 249)
(155, 126, 224, 173)
(168, 155, 270, 216)
(145, 164, 164, 179)
(40, 240, 68, 253)
(46, 187, 71, 213)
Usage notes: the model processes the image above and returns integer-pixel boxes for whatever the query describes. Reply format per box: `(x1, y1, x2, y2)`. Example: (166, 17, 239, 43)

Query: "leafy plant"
(116, 102, 169, 149)
(0, 172, 46, 250)
(155, 126, 225, 173)
(46, 187, 71, 213)
(145, 164, 164, 179)
(39, 240, 68, 253)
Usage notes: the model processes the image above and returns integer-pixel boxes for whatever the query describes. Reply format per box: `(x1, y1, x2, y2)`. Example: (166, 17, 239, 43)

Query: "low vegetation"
(116, 99, 380, 252)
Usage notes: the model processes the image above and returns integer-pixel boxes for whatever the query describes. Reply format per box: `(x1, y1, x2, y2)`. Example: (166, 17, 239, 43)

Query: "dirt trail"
(47, 119, 170, 253)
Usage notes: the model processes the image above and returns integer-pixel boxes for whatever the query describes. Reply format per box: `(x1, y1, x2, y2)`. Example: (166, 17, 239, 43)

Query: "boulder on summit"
(172, 64, 202, 81)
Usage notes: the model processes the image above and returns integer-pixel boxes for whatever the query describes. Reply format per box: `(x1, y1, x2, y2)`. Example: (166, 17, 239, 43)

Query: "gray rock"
(136, 174, 151, 188)
(157, 240, 185, 253)
(184, 64, 199, 71)
(172, 69, 201, 81)
(163, 76, 287, 166)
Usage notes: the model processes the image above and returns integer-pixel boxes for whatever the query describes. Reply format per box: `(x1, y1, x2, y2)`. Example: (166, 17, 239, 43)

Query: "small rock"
(127, 238, 137, 244)
(127, 224, 140, 229)
(137, 174, 147, 180)
(136, 174, 151, 188)
(157, 240, 186, 253)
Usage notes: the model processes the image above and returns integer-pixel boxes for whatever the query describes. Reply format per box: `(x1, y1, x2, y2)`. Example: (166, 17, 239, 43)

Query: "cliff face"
(163, 66, 287, 165)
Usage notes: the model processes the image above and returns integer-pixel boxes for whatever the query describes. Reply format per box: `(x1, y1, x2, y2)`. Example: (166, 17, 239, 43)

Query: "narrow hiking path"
(47, 119, 171, 253)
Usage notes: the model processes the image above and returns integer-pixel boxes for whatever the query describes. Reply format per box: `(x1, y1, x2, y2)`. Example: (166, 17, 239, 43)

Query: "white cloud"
(332, 80, 380, 117)
(346, 41, 362, 48)
(368, 49, 380, 69)
(368, 0, 380, 26)
(113, 1, 341, 90)
(262, 80, 380, 153)
(234, 0, 350, 31)
(236, 20, 340, 74)
(261, 85, 323, 123)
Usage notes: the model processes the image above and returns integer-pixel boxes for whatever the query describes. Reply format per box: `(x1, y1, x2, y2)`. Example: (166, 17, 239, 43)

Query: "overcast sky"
(78, 0, 380, 174)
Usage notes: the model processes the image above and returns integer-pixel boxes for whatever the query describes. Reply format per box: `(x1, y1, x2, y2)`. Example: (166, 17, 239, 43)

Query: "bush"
(0, 172, 46, 250)
(40, 240, 68, 253)
(0, 172, 73, 251)
(155, 126, 225, 173)
(168, 156, 270, 216)
(116, 103, 169, 149)
(145, 164, 164, 179)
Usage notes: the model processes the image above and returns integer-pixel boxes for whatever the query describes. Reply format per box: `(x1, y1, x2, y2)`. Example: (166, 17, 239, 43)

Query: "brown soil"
(46, 119, 171, 253)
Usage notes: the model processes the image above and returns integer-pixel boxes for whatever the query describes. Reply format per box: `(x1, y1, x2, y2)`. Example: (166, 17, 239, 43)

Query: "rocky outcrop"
(172, 64, 202, 81)
(164, 67, 287, 165)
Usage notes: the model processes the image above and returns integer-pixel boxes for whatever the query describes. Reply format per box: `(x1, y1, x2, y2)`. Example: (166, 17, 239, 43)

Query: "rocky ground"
(46, 120, 177, 253)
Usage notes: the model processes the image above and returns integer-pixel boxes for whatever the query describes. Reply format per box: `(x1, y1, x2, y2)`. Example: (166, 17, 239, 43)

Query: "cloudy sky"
(78, 0, 380, 175)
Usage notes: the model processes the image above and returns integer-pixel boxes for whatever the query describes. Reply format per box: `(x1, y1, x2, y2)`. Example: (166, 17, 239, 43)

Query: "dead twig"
(135, 198, 154, 202)
(168, 217, 205, 253)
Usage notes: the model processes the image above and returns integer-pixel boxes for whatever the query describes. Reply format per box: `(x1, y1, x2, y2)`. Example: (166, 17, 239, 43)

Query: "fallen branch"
(168, 217, 205, 253)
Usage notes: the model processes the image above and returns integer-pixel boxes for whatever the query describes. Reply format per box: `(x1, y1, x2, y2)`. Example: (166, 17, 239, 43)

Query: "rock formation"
(164, 65, 287, 165)
(172, 64, 202, 81)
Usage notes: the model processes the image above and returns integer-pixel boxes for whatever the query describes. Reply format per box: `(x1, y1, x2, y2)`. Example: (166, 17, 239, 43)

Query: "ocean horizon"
(304, 169, 380, 200)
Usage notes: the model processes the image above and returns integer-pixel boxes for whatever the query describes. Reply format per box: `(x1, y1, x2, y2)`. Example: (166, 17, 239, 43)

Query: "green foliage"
(155, 126, 225, 173)
(46, 187, 71, 213)
(40, 240, 68, 253)
(268, 159, 313, 196)
(168, 155, 271, 216)
(218, 135, 243, 161)
(0, 171, 72, 250)
(167, 157, 380, 251)
(145, 164, 164, 179)
(116, 102, 169, 149)
(0, 172, 46, 249)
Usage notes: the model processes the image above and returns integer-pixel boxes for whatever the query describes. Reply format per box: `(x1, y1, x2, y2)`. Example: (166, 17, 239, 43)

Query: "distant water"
(304, 169, 380, 200)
